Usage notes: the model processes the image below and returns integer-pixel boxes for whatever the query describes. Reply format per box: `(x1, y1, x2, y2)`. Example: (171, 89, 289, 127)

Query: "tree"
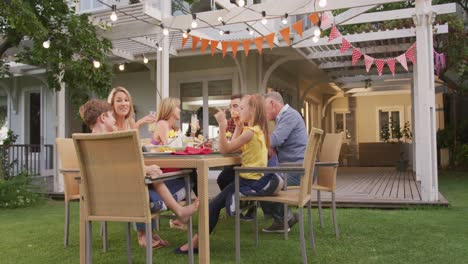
(0, 0, 113, 108)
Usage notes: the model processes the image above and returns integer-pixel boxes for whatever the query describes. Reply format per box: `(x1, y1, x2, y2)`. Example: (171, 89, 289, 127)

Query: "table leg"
(197, 164, 210, 264)
(80, 193, 86, 264)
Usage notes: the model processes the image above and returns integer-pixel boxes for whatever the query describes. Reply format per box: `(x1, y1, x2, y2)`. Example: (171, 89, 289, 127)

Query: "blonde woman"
(107, 86, 156, 131)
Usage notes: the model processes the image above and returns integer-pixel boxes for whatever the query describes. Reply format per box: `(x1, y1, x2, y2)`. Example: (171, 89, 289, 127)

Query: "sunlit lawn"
(1, 171, 467, 263)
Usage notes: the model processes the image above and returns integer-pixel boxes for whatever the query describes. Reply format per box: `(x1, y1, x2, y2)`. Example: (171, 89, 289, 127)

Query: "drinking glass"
(191, 114, 198, 134)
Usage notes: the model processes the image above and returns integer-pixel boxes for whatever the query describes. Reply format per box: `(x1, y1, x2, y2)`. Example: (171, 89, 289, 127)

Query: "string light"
(312, 36, 319, 43)
(118, 63, 125, 71)
(219, 30, 224, 36)
(281, 13, 289, 25)
(92, 59, 101, 68)
(218, 16, 223, 22)
(110, 5, 118, 22)
(143, 55, 148, 64)
(191, 14, 198, 29)
(261, 11, 267, 25)
(319, 0, 327, 8)
(157, 44, 163, 52)
(42, 39, 51, 49)
(182, 29, 191, 39)
(313, 26, 321, 37)
(160, 24, 169, 36)
(246, 28, 254, 36)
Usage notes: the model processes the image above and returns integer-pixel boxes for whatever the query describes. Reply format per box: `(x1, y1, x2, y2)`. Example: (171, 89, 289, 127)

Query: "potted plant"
(380, 120, 412, 172)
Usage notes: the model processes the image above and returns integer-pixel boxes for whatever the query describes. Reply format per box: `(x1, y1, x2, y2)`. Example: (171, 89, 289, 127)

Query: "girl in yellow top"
(176, 94, 278, 254)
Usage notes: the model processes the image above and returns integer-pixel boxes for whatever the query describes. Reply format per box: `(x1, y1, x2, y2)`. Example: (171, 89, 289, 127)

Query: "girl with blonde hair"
(107, 86, 156, 130)
(151, 97, 183, 145)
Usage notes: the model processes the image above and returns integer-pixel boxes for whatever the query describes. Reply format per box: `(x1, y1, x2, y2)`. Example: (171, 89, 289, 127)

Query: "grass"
(0, 171, 467, 263)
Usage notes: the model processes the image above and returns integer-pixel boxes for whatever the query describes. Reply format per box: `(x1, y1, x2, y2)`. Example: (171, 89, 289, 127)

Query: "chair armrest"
(145, 169, 193, 184)
(233, 166, 304, 173)
(279, 162, 303, 167)
(315, 161, 339, 167)
(60, 169, 80, 173)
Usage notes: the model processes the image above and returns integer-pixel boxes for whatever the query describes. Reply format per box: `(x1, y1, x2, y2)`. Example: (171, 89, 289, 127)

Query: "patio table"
(74, 152, 241, 264)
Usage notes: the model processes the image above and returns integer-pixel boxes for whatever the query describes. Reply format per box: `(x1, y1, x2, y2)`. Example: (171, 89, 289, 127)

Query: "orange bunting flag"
(182, 35, 189, 48)
(254, 37, 264, 55)
(242, 39, 252, 56)
(279, 27, 291, 45)
(221, 41, 230, 58)
(265, 33, 275, 50)
(210, 40, 219, 56)
(230, 41, 240, 57)
(191, 36, 200, 51)
(308, 13, 319, 26)
(200, 39, 210, 54)
(292, 20, 304, 37)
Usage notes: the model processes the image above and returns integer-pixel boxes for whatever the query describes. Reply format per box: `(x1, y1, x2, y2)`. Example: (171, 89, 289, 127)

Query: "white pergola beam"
(294, 23, 448, 48)
(111, 48, 135, 61)
(162, 0, 406, 30)
(335, 73, 412, 83)
(130, 37, 178, 56)
(341, 3, 456, 25)
(99, 22, 163, 40)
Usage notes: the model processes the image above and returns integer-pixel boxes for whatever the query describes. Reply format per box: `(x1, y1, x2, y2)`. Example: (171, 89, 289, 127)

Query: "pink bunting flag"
(386, 58, 396, 76)
(352, 48, 363, 65)
(396, 53, 408, 71)
(434, 51, 441, 75)
(340, 38, 351, 54)
(375, 59, 385, 76)
(328, 24, 341, 42)
(364, 55, 374, 72)
(406, 43, 416, 64)
(440, 53, 446, 68)
(320, 11, 333, 29)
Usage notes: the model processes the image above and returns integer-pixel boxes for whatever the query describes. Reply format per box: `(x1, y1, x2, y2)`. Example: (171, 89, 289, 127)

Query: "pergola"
(70, 0, 457, 204)
(53, 1, 457, 263)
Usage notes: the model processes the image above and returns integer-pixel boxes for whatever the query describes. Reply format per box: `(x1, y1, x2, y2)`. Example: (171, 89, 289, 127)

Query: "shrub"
(0, 171, 44, 209)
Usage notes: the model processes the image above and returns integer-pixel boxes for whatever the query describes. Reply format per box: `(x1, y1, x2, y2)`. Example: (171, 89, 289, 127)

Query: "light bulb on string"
(191, 14, 198, 29)
(110, 5, 118, 22)
(314, 27, 321, 37)
(182, 29, 190, 39)
(261, 11, 267, 25)
(161, 24, 169, 36)
(238, 0, 245, 7)
(93, 60, 101, 68)
(247, 28, 254, 36)
(319, 0, 327, 8)
(218, 16, 223, 22)
(282, 13, 289, 25)
(157, 44, 163, 52)
(118, 63, 125, 71)
(143, 55, 148, 64)
(312, 36, 319, 43)
(219, 30, 224, 36)
(42, 39, 50, 49)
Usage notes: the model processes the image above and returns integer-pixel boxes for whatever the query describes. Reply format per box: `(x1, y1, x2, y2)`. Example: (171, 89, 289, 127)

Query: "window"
(180, 79, 232, 139)
(377, 107, 403, 141)
(0, 95, 8, 141)
(334, 111, 353, 140)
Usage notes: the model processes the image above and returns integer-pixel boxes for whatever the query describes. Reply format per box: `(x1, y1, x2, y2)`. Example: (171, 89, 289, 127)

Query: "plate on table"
(143, 145, 182, 154)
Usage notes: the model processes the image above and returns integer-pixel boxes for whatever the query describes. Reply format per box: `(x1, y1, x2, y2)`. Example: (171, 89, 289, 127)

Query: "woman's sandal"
(138, 236, 170, 249)
(169, 219, 188, 231)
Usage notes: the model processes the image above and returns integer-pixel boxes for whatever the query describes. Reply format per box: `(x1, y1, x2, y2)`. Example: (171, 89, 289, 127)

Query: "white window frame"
(332, 108, 351, 141)
(375, 106, 405, 142)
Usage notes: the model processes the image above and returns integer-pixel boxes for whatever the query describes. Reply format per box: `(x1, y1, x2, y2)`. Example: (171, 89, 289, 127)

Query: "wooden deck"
(208, 167, 449, 208)
(312, 167, 448, 208)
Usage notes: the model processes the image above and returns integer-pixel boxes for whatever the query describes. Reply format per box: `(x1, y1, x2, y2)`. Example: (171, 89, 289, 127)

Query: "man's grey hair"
(264, 91, 284, 104)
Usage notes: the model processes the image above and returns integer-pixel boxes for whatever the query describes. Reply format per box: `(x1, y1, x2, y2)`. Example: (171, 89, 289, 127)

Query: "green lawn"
(1, 171, 467, 264)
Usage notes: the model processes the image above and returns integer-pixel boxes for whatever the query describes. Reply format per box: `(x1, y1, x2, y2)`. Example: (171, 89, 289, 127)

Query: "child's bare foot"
(176, 199, 199, 223)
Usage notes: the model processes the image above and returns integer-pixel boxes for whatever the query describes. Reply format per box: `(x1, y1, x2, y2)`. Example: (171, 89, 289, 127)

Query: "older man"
(261, 91, 308, 233)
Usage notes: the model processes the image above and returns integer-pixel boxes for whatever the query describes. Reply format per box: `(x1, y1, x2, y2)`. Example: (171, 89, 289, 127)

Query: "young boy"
(80, 99, 199, 248)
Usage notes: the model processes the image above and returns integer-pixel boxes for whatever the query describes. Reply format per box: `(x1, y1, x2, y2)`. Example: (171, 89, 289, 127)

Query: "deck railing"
(0, 144, 54, 178)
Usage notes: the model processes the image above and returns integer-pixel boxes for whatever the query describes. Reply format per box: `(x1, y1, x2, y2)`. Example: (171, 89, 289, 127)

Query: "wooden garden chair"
(313, 133, 343, 239)
(72, 130, 194, 264)
(233, 128, 323, 264)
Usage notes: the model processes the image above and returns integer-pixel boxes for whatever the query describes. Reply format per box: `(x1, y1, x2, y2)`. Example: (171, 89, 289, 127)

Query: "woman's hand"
(214, 109, 227, 130)
(136, 115, 157, 129)
(145, 165, 162, 176)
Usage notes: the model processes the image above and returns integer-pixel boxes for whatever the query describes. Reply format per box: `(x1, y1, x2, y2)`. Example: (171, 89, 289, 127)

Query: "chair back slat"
(298, 128, 323, 205)
(317, 133, 344, 191)
(56, 138, 80, 201)
(72, 131, 150, 222)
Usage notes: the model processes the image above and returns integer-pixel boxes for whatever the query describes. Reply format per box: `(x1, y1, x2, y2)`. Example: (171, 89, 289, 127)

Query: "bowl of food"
(144, 145, 177, 153)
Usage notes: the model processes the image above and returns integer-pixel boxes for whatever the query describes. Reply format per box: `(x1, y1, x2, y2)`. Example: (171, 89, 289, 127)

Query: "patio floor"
(208, 167, 449, 208)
